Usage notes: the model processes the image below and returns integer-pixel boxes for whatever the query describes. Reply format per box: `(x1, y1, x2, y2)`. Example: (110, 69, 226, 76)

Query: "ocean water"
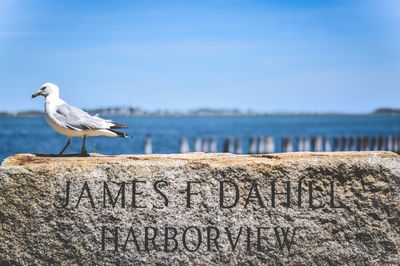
(0, 115, 399, 161)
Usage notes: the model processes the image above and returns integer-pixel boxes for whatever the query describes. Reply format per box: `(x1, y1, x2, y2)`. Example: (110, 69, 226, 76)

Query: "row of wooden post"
(143, 135, 400, 154)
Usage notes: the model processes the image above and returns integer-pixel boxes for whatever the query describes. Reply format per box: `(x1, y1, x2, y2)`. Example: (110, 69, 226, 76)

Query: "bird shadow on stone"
(33, 153, 92, 158)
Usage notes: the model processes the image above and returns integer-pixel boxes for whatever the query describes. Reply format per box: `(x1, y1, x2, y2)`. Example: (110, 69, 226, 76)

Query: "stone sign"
(0, 152, 399, 265)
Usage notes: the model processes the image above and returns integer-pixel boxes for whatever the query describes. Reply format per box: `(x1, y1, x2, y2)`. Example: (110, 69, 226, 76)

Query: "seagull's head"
(32, 82, 60, 98)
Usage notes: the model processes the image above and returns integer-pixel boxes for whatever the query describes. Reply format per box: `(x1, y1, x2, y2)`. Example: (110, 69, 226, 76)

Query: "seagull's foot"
(81, 150, 89, 157)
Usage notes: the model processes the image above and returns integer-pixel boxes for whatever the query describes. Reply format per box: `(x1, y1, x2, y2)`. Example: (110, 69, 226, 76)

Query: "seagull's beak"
(31, 91, 42, 98)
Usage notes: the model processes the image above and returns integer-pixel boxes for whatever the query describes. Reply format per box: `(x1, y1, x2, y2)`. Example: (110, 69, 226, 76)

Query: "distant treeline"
(372, 108, 400, 115)
(0, 111, 43, 117)
(0, 107, 399, 117)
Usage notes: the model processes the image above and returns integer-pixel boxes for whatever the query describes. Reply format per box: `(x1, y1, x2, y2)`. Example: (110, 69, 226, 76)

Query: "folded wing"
(54, 104, 128, 131)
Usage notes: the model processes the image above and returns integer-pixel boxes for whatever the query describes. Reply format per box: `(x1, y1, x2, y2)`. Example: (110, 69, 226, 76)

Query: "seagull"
(32, 82, 128, 157)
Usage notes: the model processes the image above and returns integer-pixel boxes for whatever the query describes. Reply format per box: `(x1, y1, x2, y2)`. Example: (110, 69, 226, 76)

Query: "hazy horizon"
(1, 105, 397, 115)
(1, 0, 399, 113)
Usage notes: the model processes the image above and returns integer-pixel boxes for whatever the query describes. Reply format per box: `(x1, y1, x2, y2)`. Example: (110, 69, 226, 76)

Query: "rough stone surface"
(0, 152, 399, 265)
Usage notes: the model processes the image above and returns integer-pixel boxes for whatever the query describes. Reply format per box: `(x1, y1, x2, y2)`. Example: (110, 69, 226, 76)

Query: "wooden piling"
(210, 137, 217, 153)
(311, 136, 316, 152)
(393, 136, 398, 153)
(355, 137, 362, 151)
(202, 138, 209, 152)
(384, 136, 389, 150)
(144, 134, 152, 154)
(249, 137, 257, 154)
(333, 137, 340, 152)
(179, 137, 190, 153)
(311, 136, 323, 152)
(258, 137, 265, 154)
(323, 137, 331, 151)
(296, 137, 304, 152)
(282, 137, 293, 152)
(387, 136, 393, 151)
(194, 137, 202, 152)
(348, 137, 355, 151)
(341, 136, 348, 151)
(265, 137, 275, 153)
(361, 136, 369, 151)
(235, 138, 243, 154)
(377, 136, 384, 151)
(395, 136, 400, 153)
(371, 136, 378, 151)
(223, 138, 234, 153)
(304, 137, 311, 151)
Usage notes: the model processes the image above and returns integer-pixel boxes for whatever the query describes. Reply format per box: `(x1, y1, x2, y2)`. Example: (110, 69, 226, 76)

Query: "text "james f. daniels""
(56, 179, 345, 209)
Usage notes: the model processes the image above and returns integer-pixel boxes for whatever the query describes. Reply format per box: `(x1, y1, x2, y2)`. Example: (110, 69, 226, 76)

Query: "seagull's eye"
(40, 87, 46, 91)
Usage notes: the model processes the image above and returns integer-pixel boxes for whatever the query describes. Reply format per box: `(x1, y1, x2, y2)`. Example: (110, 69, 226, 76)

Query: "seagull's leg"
(81, 136, 88, 157)
(59, 137, 71, 156)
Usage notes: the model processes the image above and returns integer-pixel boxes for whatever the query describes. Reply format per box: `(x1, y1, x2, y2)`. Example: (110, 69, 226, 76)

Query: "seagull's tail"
(108, 129, 128, 138)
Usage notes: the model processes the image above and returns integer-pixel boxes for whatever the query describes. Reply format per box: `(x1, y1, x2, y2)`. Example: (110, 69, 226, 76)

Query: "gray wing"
(54, 104, 111, 131)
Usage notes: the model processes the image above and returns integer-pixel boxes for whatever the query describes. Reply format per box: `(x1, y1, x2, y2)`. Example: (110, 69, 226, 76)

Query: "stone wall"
(0, 152, 399, 265)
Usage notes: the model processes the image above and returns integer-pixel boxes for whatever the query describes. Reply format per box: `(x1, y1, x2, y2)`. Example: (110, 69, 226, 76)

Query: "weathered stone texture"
(0, 152, 399, 265)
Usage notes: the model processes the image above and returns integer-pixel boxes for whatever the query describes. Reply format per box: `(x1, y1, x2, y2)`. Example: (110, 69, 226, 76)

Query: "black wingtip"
(110, 122, 129, 129)
(109, 129, 128, 138)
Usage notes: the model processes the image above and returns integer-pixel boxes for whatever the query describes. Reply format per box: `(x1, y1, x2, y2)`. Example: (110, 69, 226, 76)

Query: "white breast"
(44, 96, 83, 137)
(45, 114, 84, 137)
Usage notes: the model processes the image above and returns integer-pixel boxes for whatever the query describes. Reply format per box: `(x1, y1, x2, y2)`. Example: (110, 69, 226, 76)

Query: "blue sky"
(0, 0, 399, 112)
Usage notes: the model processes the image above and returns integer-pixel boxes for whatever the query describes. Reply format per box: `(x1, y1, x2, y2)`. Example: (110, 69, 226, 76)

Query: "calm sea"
(0, 115, 399, 161)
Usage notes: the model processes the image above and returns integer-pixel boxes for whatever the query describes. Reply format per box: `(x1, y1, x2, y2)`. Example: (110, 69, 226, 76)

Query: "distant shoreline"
(0, 107, 399, 117)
